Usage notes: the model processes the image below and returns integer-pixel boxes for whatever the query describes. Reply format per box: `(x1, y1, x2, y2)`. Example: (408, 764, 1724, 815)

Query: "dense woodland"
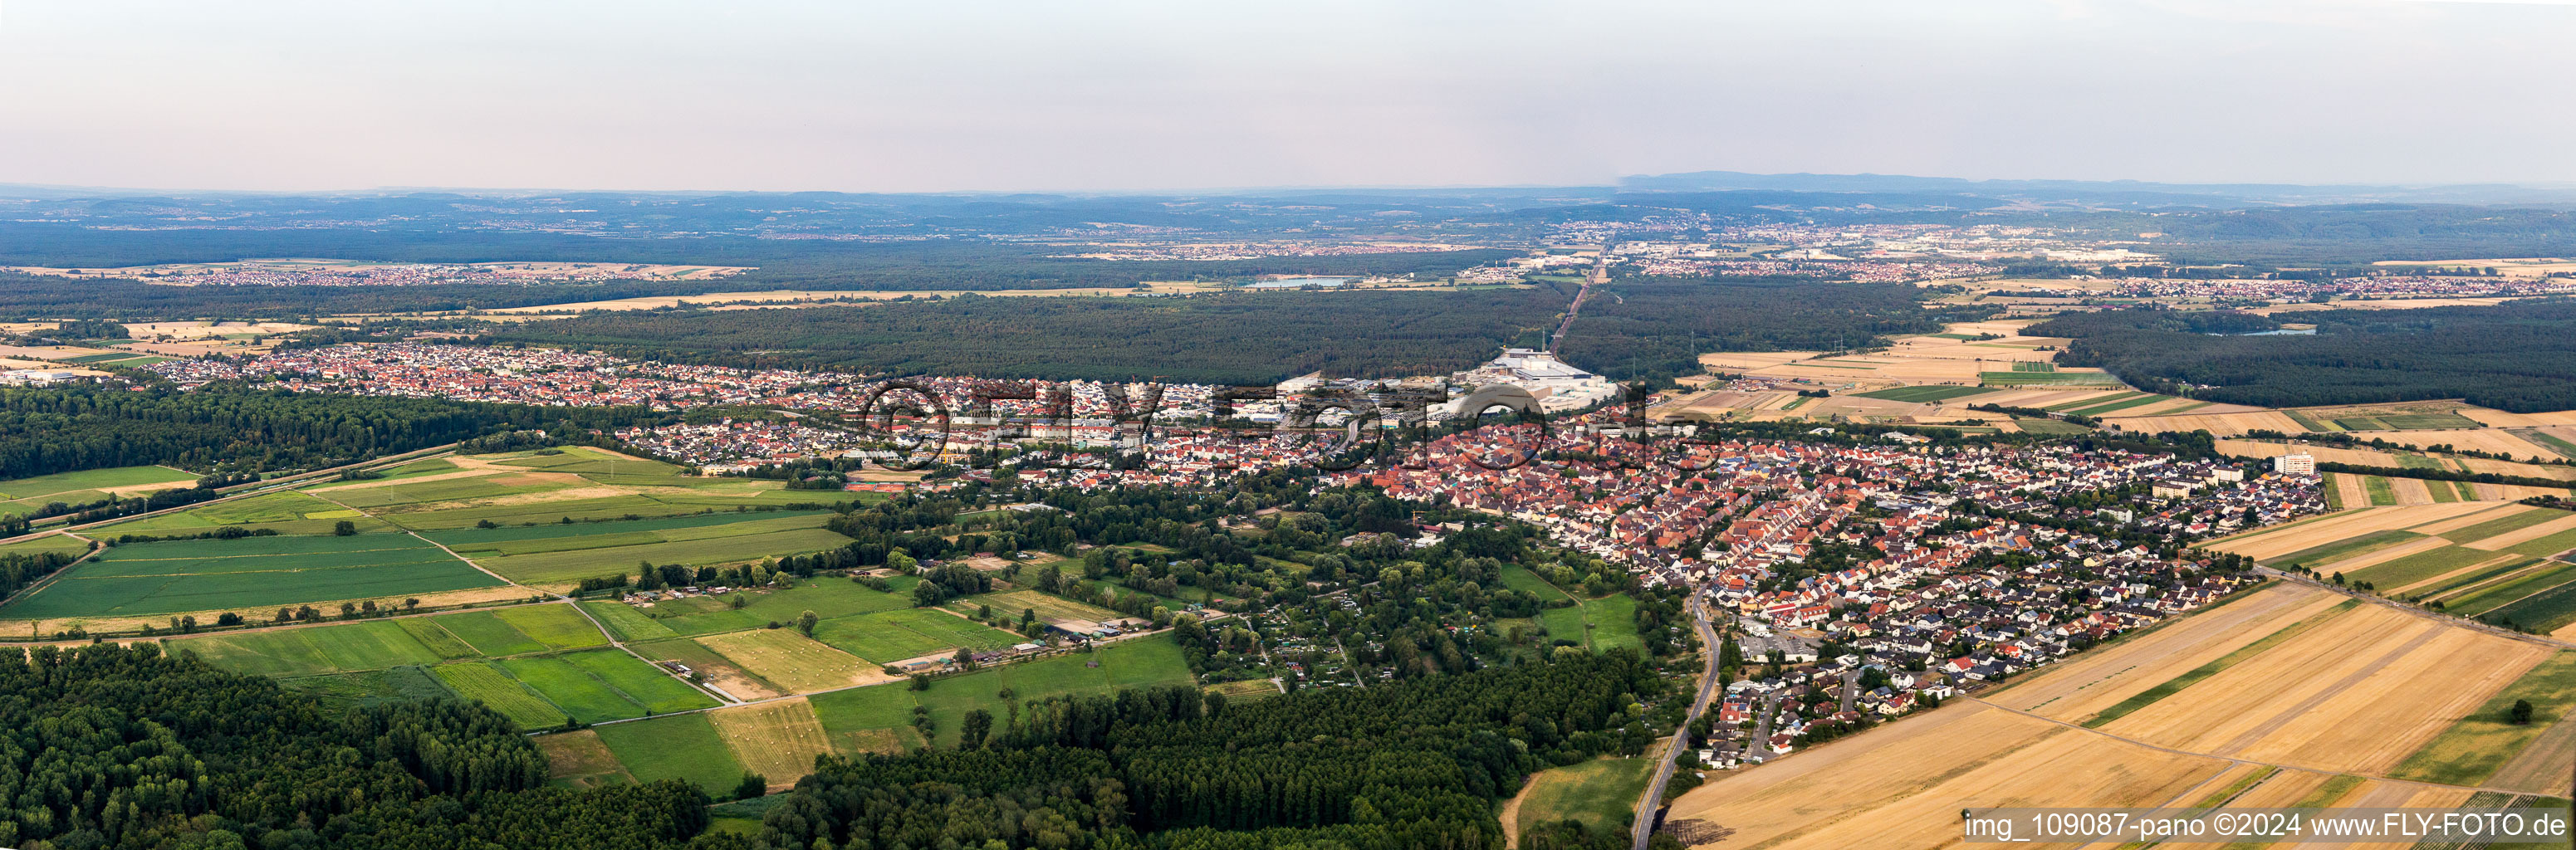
(488, 287, 1572, 384)
(2030, 300, 2576, 412)
(0, 386, 659, 479)
(708, 652, 1665, 850)
(0, 643, 714, 850)
(1559, 276, 1991, 383)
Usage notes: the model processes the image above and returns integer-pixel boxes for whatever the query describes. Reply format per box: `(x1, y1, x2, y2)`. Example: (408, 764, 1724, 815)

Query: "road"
(1632, 594, 1722, 850)
(1550, 241, 1614, 354)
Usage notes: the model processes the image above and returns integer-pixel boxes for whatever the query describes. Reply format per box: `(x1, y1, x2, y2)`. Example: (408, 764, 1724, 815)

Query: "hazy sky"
(4, 0, 2573, 193)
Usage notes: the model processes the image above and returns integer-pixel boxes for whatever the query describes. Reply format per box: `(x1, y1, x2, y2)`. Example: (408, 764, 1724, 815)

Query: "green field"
(805, 633, 1195, 749)
(2, 533, 502, 619)
(1580, 594, 1641, 652)
(2389, 652, 2576, 786)
(1513, 757, 1657, 838)
(2444, 562, 2576, 617)
(2505, 527, 2576, 559)
(580, 599, 679, 642)
(1499, 565, 1574, 603)
(323, 474, 572, 511)
(620, 578, 918, 637)
(433, 662, 568, 729)
(0, 465, 198, 517)
(0, 533, 93, 559)
(420, 511, 851, 586)
(2417, 558, 2542, 601)
(2345, 545, 2496, 589)
(303, 457, 460, 489)
(2283, 409, 2334, 432)
(2010, 417, 2093, 436)
(500, 654, 649, 723)
(174, 618, 473, 677)
(1849, 385, 1999, 403)
(592, 713, 746, 792)
(2363, 476, 2398, 506)
(808, 681, 927, 752)
(103, 490, 388, 536)
(813, 607, 1026, 664)
(280, 665, 455, 709)
(496, 447, 682, 477)
(2481, 573, 2576, 633)
(2010, 361, 2056, 373)
(2062, 393, 2174, 417)
(562, 648, 720, 713)
(0, 465, 197, 501)
(169, 603, 603, 677)
(1978, 371, 2120, 386)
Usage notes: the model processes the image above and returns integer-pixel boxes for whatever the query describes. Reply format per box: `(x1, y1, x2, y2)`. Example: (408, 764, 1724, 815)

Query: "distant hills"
(1619, 170, 2576, 208)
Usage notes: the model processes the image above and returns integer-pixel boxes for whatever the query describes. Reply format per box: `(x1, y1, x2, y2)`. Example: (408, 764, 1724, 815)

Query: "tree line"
(0, 386, 663, 480)
(0, 642, 714, 850)
(711, 652, 1664, 850)
(2029, 300, 2576, 413)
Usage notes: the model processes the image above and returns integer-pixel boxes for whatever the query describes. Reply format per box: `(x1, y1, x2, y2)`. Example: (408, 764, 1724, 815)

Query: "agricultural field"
(1669, 581, 2559, 848)
(811, 606, 1026, 665)
(0, 532, 502, 620)
(959, 589, 1127, 628)
(1507, 756, 1657, 839)
(630, 638, 787, 701)
(590, 713, 747, 793)
(1847, 384, 1997, 403)
(104, 490, 389, 536)
(1666, 701, 2221, 850)
(0, 533, 93, 558)
(168, 603, 605, 677)
(2388, 651, 2576, 792)
(174, 618, 472, 677)
(278, 664, 454, 710)
(697, 628, 885, 693)
(0, 464, 198, 517)
(431, 661, 568, 729)
(535, 730, 635, 789)
(423, 510, 851, 586)
(611, 576, 917, 637)
(2209, 503, 2500, 564)
(706, 698, 840, 792)
(806, 633, 1193, 750)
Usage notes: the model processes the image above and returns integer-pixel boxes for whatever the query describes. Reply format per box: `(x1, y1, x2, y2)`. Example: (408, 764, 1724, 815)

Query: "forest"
(1557, 276, 1991, 383)
(0, 386, 661, 479)
(704, 652, 1666, 850)
(488, 286, 1573, 384)
(2028, 300, 2576, 412)
(0, 642, 715, 850)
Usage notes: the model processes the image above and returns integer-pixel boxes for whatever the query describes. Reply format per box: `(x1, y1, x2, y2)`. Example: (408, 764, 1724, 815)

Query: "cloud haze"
(2, 0, 2570, 193)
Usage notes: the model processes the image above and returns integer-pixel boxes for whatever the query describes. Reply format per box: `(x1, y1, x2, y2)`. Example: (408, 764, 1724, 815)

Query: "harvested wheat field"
(708, 697, 839, 790)
(2461, 511, 2576, 552)
(2211, 504, 2496, 563)
(1664, 701, 2225, 850)
(2353, 427, 2557, 461)
(1986, 583, 2345, 723)
(2103, 409, 2307, 437)
(2459, 408, 2576, 428)
(2098, 603, 2550, 775)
